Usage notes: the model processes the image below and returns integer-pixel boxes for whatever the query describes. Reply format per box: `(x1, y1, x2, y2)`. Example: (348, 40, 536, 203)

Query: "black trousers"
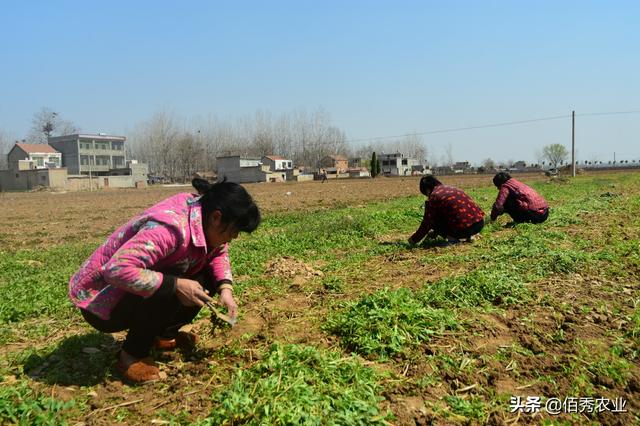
(433, 218, 485, 240)
(504, 196, 549, 224)
(81, 287, 202, 359)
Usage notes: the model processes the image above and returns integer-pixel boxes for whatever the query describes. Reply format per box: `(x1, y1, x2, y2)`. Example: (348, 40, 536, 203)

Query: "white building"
(379, 153, 420, 176)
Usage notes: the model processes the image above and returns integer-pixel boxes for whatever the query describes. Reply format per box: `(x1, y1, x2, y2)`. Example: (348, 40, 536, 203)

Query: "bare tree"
(393, 134, 427, 164)
(482, 158, 496, 171)
(542, 143, 569, 168)
(445, 143, 454, 166)
(176, 132, 205, 181)
(129, 110, 181, 180)
(27, 107, 79, 143)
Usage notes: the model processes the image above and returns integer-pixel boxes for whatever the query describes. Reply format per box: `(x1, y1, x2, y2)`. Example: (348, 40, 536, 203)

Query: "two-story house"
(48, 133, 126, 176)
(379, 152, 419, 176)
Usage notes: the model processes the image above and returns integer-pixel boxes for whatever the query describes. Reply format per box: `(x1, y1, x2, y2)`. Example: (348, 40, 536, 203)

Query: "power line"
(578, 110, 640, 117)
(347, 110, 640, 144)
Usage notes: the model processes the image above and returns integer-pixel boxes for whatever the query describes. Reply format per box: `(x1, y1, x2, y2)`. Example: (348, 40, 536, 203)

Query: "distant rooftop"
(48, 133, 126, 141)
(15, 143, 59, 154)
(264, 155, 287, 161)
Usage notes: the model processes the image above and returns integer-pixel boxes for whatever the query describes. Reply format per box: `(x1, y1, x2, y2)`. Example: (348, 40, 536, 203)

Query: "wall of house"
(99, 176, 135, 188)
(0, 168, 67, 191)
(47, 169, 68, 189)
(48, 139, 81, 174)
(335, 160, 348, 173)
(8, 149, 26, 170)
(261, 158, 275, 170)
(216, 157, 240, 179)
(245, 168, 268, 183)
(293, 174, 314, 182)
(130, 163, 148, 186)
(66, 176, 99, 191)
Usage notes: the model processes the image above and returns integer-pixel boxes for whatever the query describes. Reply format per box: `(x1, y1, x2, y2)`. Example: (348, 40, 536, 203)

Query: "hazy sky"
(1, 1, 638, 164)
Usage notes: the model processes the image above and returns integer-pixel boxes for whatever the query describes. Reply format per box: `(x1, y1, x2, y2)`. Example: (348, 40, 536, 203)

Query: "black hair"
(192, 178, 261, 233)
(192, 177, 211, 195)
(492, 172, 511, 188)
(419, 175, 442, 196)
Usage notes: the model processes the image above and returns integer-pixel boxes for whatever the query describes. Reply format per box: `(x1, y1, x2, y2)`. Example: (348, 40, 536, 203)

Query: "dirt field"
(1, 169, 639, 425)
(0, 172, 546, 251)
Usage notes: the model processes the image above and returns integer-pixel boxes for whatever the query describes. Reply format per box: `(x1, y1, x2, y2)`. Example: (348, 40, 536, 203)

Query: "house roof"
(264, 155, 287, 161)
(48, 134, 126, 141)
(15, 143, 59, 154)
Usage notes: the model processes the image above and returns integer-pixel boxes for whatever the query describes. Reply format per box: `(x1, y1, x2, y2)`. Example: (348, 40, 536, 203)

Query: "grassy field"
(1, 172, 639, 425)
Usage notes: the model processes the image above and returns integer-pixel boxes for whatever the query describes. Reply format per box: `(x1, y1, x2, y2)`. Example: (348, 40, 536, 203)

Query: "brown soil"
(2, 170, 639, 425)
(0, 173, 547, 250)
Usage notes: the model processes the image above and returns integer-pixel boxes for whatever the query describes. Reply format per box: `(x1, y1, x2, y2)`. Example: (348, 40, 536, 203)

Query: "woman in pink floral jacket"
(69, 178, 260, 383)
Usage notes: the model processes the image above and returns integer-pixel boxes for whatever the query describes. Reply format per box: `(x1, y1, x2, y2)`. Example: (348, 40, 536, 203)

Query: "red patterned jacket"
(410, 184, 484, 242)
(490, 178, 548, 220)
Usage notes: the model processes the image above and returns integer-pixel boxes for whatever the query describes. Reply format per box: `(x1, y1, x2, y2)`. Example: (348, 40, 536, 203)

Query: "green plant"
(0, 381, 75, 425)
(324, 288, 458, 358)
(202, 343, 388, 425)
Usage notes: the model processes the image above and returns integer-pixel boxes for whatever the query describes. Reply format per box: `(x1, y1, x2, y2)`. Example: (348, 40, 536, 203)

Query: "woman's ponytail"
(192, 177, 213, 195)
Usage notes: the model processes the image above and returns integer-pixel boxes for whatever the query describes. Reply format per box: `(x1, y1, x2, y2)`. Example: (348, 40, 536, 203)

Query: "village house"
(48, 134, 147, 189)
(0, 134, 148, 191)
(217, 155, 299, 183)
(7, 143, 62, 170)
(379, 152, 420, 176)
(319, 154, 349, 174)
(453, 161, 472, 174)
(1, 143, 66, 191)
(48, 133, 127, 176)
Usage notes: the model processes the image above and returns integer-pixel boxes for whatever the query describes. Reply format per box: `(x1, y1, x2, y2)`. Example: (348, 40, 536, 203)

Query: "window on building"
(402, 159, 408, 165)
(32, 156, 44, 166)
(112, 156, 125, 167)
(96, 155, 111, 166)
(112, 142, 123, 150)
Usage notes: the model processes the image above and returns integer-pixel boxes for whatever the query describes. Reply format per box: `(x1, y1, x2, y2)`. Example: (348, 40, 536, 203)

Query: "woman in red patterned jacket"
(490, 172, 549, 224)
(69, 178, 260, 383)
(408, 176, 485, 245)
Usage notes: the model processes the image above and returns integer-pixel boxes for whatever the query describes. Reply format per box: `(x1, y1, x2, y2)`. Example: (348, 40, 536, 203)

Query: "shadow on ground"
(23, 332, 118, 386)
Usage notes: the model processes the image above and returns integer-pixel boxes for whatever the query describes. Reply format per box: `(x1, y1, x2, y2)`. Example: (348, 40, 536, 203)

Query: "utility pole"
(571, 110, 576, 177)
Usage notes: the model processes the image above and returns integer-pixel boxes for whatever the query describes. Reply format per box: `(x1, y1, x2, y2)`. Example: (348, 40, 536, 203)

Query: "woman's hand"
(219, 288, 238, 319)
(175, 278, 214, 307)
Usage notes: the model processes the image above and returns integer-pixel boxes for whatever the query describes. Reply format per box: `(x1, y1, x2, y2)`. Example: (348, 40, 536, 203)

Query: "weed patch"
(203, 343, 388, 425)
(324, 288, 458, 359)
(0, 381, 76, 425)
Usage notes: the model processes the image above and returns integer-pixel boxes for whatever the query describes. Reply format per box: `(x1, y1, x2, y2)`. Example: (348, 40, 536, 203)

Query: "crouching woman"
(68, 178, 260, 383)
(408, 176, 485, 245)
(490, 172, 549, 224)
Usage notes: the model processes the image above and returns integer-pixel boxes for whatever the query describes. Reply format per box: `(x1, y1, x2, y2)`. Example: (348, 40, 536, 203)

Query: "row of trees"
(127, 109, 351, 180)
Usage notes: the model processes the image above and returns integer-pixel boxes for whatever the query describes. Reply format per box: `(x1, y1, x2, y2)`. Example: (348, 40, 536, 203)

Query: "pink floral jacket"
(69, 193, 233, 320)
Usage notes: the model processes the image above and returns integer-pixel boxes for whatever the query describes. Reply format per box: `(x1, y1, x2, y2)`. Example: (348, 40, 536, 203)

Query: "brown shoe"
(116, 357, 160, 383)
(154, 331, 199, 351)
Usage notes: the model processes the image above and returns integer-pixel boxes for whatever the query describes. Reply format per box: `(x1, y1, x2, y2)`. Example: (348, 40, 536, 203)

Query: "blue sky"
(1, 0, 638, 163)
